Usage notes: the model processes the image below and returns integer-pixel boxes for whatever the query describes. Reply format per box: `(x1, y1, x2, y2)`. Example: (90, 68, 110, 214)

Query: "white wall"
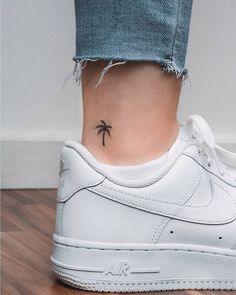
(1, 0, 236, 188)
(180, 0, 236, 142)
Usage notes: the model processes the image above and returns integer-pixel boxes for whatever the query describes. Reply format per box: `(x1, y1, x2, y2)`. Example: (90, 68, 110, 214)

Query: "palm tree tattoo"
(95, 120, 112, 146)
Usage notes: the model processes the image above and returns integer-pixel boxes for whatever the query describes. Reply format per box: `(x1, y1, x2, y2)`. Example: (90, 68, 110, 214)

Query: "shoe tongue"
(186, 115, 216, 149)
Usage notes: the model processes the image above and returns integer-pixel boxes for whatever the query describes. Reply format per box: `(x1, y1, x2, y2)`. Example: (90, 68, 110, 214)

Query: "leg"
(82, 61, 181, 165)
(53, 2, 236, 291)
(74, 0, 192, 165)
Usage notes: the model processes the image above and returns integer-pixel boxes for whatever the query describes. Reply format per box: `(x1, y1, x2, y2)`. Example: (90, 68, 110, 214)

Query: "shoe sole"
(51, 235, 236, 292)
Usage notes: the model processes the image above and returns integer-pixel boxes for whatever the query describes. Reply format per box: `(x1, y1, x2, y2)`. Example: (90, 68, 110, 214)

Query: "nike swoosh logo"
(88, 179, 236, 225)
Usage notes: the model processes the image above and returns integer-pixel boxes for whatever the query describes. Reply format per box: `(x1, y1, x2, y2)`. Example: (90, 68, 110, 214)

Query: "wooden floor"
(1, 190, 235, 295)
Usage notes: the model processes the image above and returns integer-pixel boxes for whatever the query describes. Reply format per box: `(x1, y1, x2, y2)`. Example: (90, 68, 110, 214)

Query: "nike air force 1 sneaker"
(51, 115, 236, 292)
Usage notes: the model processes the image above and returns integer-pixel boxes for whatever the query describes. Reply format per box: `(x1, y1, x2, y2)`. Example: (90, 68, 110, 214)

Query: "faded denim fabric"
(73, 0, 193, 81)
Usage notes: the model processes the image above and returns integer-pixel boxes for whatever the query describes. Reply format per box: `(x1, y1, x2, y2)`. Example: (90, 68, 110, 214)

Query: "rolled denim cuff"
(73, 0, 193, 80)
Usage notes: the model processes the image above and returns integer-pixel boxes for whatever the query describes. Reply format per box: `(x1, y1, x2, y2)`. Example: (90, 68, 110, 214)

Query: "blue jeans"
(73, 0, 193, 79)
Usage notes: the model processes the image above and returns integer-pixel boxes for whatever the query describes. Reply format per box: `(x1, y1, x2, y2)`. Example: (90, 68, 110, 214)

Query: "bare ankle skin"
(81, 61, 182, 165)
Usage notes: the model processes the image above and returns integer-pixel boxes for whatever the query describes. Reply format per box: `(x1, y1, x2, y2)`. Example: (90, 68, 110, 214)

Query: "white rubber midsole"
(52, 234, 236, 290)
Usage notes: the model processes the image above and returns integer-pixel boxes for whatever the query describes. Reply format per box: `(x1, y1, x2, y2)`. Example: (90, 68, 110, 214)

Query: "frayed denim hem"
(62, 56, 188, 89)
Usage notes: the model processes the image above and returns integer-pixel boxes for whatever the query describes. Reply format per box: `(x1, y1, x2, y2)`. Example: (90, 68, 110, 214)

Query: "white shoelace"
(185, 115, 225, 177)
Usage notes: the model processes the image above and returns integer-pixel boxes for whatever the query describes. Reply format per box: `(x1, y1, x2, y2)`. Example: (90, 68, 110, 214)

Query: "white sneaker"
(51, 115, 236, 292)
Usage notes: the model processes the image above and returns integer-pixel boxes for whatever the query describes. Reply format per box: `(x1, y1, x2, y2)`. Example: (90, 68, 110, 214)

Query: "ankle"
(82, 122, 179, 165)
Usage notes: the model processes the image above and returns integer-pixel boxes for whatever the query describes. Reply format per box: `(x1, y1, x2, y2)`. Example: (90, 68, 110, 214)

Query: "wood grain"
(1, 189, 235, 295)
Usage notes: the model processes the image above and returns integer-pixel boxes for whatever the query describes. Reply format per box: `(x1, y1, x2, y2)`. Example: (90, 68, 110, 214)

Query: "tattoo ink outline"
(95, 120, 112, 146)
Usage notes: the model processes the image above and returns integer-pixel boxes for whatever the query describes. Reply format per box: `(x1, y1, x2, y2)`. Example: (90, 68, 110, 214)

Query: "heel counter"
(54, 202, 64, 235)
(57, 144, 104, 203)
(55, 142, 104, 237)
